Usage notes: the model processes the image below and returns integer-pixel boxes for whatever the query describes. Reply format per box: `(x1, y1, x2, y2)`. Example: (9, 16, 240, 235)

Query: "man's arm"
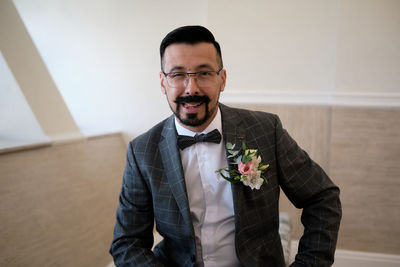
(274, 116, 342, 267)
(110, 142, 164, 266)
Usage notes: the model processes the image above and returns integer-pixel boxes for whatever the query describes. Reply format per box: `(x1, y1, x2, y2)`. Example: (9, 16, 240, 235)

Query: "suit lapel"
(159, 116, 193, 227)
(220, 104, 247, 217)
(158, 106, 255, 236)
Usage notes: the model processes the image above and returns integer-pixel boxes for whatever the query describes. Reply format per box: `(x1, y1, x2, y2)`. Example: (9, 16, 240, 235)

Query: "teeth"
(185, 103, 202, 107)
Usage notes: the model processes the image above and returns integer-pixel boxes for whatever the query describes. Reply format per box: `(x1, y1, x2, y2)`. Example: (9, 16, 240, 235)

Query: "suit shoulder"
(128, 117, 171, 150)
(222, 104, 279, 125)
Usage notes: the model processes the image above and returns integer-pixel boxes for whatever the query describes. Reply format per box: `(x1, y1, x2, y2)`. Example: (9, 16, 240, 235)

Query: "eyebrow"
(167, 64, 217, 73)
(168, 66, 186, 72)
(196, 64, 215, 70)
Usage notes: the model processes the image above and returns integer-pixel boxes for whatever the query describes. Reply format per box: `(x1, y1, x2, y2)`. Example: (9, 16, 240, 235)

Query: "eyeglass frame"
(162, 67, 224, 88)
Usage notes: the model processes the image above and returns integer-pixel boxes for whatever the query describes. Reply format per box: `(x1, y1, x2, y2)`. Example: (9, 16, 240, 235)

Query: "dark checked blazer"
(110, 103, 342, 267)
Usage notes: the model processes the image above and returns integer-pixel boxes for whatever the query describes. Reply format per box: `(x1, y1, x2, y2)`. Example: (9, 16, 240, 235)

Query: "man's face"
(160, 42, 226, 132)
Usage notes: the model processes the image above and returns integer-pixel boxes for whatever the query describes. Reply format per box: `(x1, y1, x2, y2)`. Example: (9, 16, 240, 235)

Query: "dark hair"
(160, 25, 223, 71)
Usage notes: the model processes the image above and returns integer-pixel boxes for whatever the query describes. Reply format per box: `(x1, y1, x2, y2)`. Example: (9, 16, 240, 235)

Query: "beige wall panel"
(0, 134, 126, 267)
(330, 107, 400, 254)
(232, 104, 332, 240)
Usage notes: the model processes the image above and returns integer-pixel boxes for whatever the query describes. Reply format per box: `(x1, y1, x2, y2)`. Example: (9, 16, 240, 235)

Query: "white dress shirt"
(175, 108, 242, 267)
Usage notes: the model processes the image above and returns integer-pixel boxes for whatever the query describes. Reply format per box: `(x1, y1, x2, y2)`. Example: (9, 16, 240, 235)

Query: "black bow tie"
(177, 129, 222, 150)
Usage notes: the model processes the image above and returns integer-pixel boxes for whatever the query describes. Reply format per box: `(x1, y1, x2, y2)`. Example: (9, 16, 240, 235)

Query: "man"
(110, 25, 341, 267)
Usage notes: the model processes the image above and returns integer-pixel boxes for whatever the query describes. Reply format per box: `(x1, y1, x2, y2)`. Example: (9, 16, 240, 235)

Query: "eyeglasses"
(162, 68, 223, 88)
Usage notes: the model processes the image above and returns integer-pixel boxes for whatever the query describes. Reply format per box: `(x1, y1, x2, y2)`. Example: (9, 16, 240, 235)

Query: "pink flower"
(238, 160, 255, 175)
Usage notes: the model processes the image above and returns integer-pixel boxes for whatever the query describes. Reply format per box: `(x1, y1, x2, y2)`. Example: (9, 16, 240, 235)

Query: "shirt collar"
(175, 107, 222, 137)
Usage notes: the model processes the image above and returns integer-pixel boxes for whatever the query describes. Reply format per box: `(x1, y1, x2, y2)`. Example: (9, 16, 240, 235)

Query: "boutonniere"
(216, 141, 269, 190)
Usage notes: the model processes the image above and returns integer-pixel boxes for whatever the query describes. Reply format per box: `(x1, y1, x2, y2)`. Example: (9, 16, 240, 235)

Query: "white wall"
(1, 0, 83, 147)
(12, 0, 208, 141)
(210, 0, 338, 93)
(335, 0, 400, 94)
(3, 0, 399, 144)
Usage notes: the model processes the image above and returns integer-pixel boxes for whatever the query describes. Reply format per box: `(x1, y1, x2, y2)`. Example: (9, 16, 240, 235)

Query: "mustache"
(174, 95, 210, 104)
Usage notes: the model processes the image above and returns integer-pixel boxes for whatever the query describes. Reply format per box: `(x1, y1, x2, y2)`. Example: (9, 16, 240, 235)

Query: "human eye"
(169, 72, 186, 79)
(198, 71, 214, 77)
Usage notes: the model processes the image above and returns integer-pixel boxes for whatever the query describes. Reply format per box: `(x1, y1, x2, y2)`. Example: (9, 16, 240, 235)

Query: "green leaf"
(232, 175, 240, 181)
(242, 141, 247, 151)
(248, 151, 256, 157)
(242, 155, 252, 164)
(259, 164, 270, 171)
(218, 171, 241, 183)
(230, 150, 240, 157)
(226, 142, 235, 150)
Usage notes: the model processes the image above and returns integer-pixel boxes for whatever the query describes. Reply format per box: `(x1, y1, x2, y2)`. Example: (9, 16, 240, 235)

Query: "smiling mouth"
(182, 102, 203, 108)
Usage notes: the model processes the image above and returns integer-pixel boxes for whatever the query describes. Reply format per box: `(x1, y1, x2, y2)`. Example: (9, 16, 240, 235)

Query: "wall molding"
(220, 90, 400, 107)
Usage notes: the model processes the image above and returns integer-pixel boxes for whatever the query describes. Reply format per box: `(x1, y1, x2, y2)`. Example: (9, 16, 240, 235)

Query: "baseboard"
(290, 240, 400, 267)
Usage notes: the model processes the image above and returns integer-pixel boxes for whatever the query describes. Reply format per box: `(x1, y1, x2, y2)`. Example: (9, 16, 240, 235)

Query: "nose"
(184, 74, 200, 95)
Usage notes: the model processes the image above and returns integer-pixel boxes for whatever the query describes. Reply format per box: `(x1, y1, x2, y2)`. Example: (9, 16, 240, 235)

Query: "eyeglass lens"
(167, 71, 219, 88)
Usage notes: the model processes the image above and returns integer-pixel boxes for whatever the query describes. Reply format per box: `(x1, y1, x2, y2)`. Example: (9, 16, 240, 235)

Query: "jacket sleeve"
(110, 142, 164, 267)
(273, 115, 342, 267)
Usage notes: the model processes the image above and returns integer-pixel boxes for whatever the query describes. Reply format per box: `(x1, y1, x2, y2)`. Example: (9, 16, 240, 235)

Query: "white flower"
(253, 155, 261, 169)
(242, 170, 264, 190)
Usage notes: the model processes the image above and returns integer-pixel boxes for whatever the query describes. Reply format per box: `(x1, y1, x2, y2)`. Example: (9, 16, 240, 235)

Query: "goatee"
(173, 95, 212, 127)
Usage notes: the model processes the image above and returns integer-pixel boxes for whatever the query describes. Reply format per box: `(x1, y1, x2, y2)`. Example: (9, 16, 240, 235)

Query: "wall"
(216, 0, 400, 106)
(1, 0, 399, 258)
(2, 0, 398, 146)
(0, 134, 126, 266)
(8, 0, 208, 141)
(0, 52, 49, 148)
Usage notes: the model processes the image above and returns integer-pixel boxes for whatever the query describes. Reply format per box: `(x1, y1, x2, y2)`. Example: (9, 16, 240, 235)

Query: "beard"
(171, 94, 217, 127)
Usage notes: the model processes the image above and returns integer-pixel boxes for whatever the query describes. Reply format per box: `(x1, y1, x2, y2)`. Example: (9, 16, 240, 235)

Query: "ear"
(219, 69, 227, 92)
(160, 72, 166, 94)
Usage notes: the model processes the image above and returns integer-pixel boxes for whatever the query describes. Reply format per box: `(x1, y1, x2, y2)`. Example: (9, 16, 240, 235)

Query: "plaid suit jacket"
(110, 104, 342, 267)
